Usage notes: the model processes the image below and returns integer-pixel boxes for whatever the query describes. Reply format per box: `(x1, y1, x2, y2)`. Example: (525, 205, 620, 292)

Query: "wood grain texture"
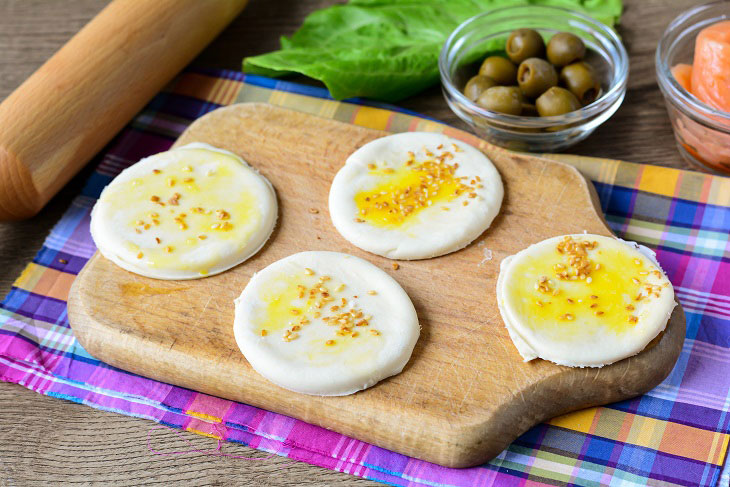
(0, 0, 248, 221)
(0, 0, 705, 484)
(67, 103, 685, 467)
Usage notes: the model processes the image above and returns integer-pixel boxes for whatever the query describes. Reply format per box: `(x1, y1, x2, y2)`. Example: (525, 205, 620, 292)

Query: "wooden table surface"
(0, 1, 712, 485)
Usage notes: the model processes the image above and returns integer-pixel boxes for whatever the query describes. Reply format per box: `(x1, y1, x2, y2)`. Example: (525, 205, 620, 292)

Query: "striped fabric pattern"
(1, 68, 729, 487)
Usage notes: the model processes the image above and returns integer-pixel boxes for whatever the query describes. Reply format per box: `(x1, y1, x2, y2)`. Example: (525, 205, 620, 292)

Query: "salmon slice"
(690, 20, 730, 113)
(671, 63, 693, 92)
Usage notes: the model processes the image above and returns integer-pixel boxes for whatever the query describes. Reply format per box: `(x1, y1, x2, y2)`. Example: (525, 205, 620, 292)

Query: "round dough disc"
(91, 143, 277, 279)
(497, 234, 676, 367)
(234, 251, 420, 396)
(329, 132, 503, 260)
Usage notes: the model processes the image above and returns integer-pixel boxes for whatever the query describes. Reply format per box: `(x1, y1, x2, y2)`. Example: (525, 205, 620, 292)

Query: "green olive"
(463, 75, 498, 102)
(535, 86, 581, 116)
(517, 57, 558, 98)
(477, 86, 523, 115)
(478, 56, 517, 85)
(506, 28, 545, 64)
(546, 32, 586, 67)
(560, 62, 600, 105)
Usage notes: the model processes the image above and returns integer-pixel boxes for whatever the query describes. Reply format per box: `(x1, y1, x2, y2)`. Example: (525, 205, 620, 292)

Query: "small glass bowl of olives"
(439, 5, 628, 152)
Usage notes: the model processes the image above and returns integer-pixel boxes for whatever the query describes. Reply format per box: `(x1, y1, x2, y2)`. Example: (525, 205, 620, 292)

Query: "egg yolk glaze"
(354, 146, 481, 228)
(249, 268, 384, 367)
(91, 144, 276, 279)
(234, 251, 420, 395)
(499, 234, 676, 367)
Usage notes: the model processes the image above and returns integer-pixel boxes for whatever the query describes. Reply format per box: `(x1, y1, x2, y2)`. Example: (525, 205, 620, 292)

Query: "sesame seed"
(567, 298, 574, 304)
(463, 201, 469, 206)
(368, 290, 377, 295)
(164, 246, 173, 253)
(292, 325, 301, 331)
(155, 237, 161, 244)
(590, 303, 597, 308)
(367, 163, 376, 170)
(182, 166, 192, 172)
(261, 330, 267, 336)
(351, 332, 359, 338)
(167, 178, 175, 187)
(153, 169, 161, 174)
(590, 295, 598, 299)
(632, 278, 640, 284)
(309, 208, 319, 214)
(305, 268, 315, 275)
(370, 330, 380, 336)
(183, 178, 194, 183)
(58, 258, 68, 264)
(628, 315, 638, 323)
(561, 313, 575, 321)
(354, 218, 364, 223)
(137, 252, 143, 259)
(626, 305, 635, 311)
(392, 263, 400, 270)
(335, 284, 345, 292)
(290, 309, 300, 315)
(198, 235, 207, 240)
(595, 311, 604, 316)
(326, 340, 336, 346)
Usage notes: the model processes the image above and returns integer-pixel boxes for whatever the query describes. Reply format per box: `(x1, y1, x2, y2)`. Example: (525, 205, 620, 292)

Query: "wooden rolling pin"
(0, 0, 248, 221)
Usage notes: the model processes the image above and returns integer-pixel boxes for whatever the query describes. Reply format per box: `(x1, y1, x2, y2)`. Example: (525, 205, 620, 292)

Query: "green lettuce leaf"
(243, 0, 622, 101)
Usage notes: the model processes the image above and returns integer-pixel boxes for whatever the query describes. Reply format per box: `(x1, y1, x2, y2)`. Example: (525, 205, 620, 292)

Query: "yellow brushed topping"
(252, 270, 382, 366)
(100, 149, 260, 270)
(354, 157, 474, 228)
(504, 236, 665, 338)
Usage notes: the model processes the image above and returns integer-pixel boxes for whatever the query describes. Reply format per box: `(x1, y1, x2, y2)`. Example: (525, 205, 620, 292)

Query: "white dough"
(329, 132, 503, 260)
(233, 251, 420, 396)
(90, 143, 277, 279)
(497, 234, 676, 367)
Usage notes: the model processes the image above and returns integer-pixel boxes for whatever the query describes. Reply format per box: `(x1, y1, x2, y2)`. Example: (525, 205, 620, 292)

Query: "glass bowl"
(656, 1, 730, 174)
(439, 5, 628, 152)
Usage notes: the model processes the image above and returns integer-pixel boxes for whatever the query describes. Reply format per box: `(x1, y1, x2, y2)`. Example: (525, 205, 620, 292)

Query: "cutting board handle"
(0, 0, 248, 221)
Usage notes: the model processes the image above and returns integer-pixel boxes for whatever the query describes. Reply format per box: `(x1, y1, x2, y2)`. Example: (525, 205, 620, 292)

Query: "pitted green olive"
(560, 62, 600, 105)
(506, 29, 545, 64)
(517, 57, 558, 98)
(477, 86, 524, 115)
(536, 86, 581, 116)
(463, 75, 498, 102)
(478, 56, 518, 85)
(546, 32, 586, 67)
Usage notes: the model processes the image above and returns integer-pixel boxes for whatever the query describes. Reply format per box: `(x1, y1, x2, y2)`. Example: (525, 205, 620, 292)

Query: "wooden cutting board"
(67, 103, 685, 468)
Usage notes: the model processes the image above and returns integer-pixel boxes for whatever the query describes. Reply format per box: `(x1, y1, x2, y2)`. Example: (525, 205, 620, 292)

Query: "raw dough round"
(329, 132, 503, 260)
(233, 251, 420, 396)
(90, 143, 277, 279)
(497, 234, 676, 367)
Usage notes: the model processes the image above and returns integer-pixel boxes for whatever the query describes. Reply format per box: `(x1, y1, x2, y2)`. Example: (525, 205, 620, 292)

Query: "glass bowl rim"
(438, 4, 629, 128)
(655, 0, 730, 132)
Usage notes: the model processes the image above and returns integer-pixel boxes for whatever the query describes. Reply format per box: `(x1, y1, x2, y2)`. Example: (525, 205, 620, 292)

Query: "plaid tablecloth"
(1, 68, 729, 487)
